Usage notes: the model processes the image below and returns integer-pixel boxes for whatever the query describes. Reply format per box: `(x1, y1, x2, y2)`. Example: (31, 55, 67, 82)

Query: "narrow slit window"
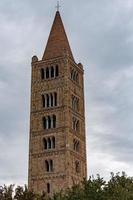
(47, 183, 50, 193)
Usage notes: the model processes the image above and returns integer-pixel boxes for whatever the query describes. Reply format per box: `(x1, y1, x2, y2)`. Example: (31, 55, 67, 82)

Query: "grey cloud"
(0, 0, 133, 184)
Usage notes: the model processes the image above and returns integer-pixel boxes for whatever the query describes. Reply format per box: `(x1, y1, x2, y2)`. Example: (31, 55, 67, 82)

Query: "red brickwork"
(28, 11, 87, 196)
(42, 11, 74, 61)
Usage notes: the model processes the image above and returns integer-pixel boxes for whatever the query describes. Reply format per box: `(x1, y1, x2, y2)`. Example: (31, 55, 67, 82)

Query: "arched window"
(47, 183, 50, 193)
(43, 93, 58, 108)
(70, 69, 79, 83)
(43, 117, 46, 129)
(43, 137, 55, 151)
(72, 96, 79, 112)
(52, 137, 55, 149)
(43, 115, 56, 130)
(45, 160, 53, 172)
(75, 161, 80, 173)
(51, 66, 54, 78)
(42, 95, 45, 107)
(46, 67, 49, 79)
(41, 68, 44, 79)
(43, 138, 47, 150)
(55, 65, 59, 77)
(53, 115, 56, 128)
(45, 160, 49, 172)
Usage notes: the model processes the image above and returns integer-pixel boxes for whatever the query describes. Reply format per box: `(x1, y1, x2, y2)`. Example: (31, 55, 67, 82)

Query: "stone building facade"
(28, 11, 87, 195)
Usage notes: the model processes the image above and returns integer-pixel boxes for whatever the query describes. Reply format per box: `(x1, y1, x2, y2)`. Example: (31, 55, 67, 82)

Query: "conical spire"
(42, 11, 74, 61)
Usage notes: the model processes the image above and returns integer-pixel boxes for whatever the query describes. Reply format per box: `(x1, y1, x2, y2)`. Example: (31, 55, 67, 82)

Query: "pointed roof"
(42, 11, 74, 61)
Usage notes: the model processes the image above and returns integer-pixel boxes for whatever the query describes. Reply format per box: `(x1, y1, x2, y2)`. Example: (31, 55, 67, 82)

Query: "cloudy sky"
(0, 0, 133, 186)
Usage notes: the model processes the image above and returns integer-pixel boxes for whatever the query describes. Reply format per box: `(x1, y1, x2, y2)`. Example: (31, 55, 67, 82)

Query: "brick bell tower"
(28, 10, 87, 195)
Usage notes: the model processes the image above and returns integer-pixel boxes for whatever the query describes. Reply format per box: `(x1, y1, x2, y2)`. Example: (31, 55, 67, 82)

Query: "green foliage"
(0, 185, 14, 200)
(83, 175, 106, 200)
(1, 172, 133, 200)
(105, 172, 133, 200)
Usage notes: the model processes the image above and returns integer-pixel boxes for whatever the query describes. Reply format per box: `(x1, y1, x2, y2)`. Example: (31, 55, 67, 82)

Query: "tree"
(1, 172, 133, 200)
(105, 172, 133, 200)
(0, 185, 14, 200)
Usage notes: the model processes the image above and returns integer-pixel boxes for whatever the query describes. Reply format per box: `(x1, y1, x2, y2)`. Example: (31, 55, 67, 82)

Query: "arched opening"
(41, 68, 44, 79)
(49, 160, 53, 171)
(46, 67, 49, 79)
(43, 138, 47, 150)
(51, 66, 54, 78)
(72, 117, 76, 130)
(73, 139, 76, 150)
(55, 65, 59, 77)
(72, 96, 79, 112)
(54, 93, 57, 106)
(76, 120, 79, 132)
(45, 160, 49, 172)
(42, 95, 45, 107)
(52, 137, 55, 149)
(46, 94, 50, 107)
(76, 73, 79, 83)
(74, 140, 80, 152)
(76, 98, 79, 111)
(48, 138, 51, 149)
(48, 116, 51, 129)
(47, 183, 50, 193)
(73, 71, 76, 81)
(50, 93, 53, 107)
(53, 115, 56, 128)
(43, 117, 46, 129)
(71, 69, 74, 80)
(72, 96, 74, 109)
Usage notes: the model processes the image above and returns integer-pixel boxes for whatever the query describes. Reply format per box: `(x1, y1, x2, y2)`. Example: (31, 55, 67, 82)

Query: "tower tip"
(56, 1, 60, 12)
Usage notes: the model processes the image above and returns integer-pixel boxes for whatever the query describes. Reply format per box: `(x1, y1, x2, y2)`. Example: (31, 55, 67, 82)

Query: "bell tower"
(28, 11, 87, 195)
